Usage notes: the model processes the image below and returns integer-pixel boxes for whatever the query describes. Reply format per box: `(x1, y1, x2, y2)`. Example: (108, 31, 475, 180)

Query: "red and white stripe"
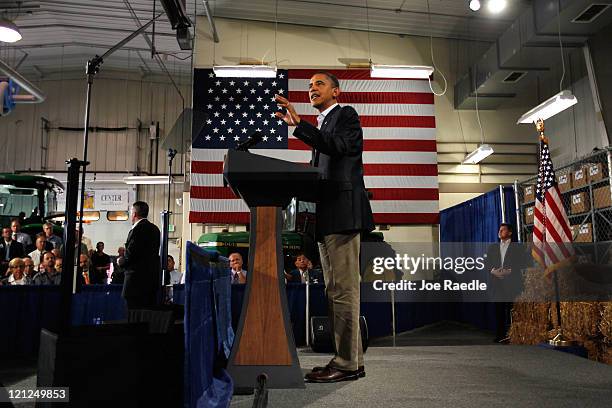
(190, 69, 438, 225)
(532, 187, 573, 268)
(531, 138, 574, 272)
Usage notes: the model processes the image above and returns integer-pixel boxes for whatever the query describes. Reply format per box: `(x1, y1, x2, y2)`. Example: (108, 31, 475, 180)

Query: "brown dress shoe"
(311, 365, 365, 378)
(305, 367, 361, 383)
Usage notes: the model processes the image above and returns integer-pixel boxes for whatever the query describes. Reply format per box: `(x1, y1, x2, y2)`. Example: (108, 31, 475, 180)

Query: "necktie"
(233, 271, 239, 283)
(5, 242, 10, 261)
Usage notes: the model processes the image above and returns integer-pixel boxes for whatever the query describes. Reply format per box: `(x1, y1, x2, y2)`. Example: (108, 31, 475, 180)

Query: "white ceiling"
(0, 0, 531, 78)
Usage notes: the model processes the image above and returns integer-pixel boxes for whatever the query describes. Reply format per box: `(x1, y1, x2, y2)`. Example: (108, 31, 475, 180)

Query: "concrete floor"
(231, 322, 612, 408)
(2, 322, 612, 407)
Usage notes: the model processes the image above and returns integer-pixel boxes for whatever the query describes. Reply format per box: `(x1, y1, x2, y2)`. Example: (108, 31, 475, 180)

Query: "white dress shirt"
(231, 269, 247, 284)
(317, 103, 339, 129)
(500, 239, 511, 266)
(8, 274, 26, 285)
(29, 249, 45, 267)
(169, 269, 183, 285)
(131, 218, 145, 230)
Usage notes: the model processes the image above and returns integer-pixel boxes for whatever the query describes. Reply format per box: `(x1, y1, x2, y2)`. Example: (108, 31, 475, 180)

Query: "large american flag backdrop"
(189, 68, 439, 225)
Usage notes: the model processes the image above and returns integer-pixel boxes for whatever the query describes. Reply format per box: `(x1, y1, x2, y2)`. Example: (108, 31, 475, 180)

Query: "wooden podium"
(223, 149, 320, 389)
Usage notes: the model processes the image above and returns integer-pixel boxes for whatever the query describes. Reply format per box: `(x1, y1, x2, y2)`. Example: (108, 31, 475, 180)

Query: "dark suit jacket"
(0, 240, 25, 262)
(484, 242, 530, 301)
(287, 268, 323, 284)
(122, 218, 161, 300)
(293, 105, 375, 238)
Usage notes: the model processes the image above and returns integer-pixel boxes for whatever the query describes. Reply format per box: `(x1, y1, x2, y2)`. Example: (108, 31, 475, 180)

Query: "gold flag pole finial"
(535, 119, 548, 143)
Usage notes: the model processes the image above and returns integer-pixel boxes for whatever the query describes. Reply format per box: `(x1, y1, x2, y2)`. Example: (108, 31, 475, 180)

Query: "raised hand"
(274, 94, 301, 126)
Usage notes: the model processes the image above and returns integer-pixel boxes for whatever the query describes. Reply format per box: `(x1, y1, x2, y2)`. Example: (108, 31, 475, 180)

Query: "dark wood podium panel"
(227, 206, 304, 389)
(234, 206, 291, 366)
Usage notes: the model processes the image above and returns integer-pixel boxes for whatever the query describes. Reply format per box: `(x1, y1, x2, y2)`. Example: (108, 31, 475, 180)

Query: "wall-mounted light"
(0, 19, 22, 43)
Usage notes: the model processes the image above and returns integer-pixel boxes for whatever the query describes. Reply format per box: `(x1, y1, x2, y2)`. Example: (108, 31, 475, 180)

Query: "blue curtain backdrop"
(439, 186, 517, 331)
(184, 242, 233, 408)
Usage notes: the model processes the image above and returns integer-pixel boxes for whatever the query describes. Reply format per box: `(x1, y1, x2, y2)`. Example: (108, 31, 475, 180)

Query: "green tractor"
(197, 230, 308, 273)
(0, 174, 64, 241)
(197, 229, 385, 274)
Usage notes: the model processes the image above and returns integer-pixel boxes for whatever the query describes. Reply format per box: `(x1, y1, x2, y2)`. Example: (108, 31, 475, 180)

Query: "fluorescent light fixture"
(213, 65, 277, 78)
(487, 0, 507, 13)
(0, 19, 22, 43)
(517, 90, 578, 124)
(370, 64, 434, 79)
(123, 176, 176, 185)
(462, 144, 494, 164)
(469, 0, 481, 11)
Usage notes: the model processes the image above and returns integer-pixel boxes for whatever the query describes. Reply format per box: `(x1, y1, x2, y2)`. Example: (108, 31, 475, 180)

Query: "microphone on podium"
(235, 132, 264, 151)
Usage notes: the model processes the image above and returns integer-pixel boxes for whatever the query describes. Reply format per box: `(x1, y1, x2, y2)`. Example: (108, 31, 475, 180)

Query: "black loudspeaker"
(310, 316, 368, 353)
(36, 320, 184, 407)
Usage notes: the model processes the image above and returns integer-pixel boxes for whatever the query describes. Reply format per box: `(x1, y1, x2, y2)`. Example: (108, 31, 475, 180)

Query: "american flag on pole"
(532, 133, 574, 273)
(189, 69, 438, 225)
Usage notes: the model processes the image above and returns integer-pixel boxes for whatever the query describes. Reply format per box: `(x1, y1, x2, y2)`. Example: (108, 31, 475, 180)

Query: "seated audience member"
(11, 218, 32, 250)
(286, 253, 323, 284)
(43, 222, 63, 249)
(51, 248, 61, 259)
(1, 258, 28, 285)
(90, 241, 111, 283)
(28, 235, 47, 268)
(0, 227, 25, 275)
(80, 253, 95, 284)
(229, 252, 247, 284)
(111, 247, 126, 284)
(55, 258, 63, 275)
(167, 255, 182, 285)
(33, 252, 60, 285)
(23, 256, 35, 281)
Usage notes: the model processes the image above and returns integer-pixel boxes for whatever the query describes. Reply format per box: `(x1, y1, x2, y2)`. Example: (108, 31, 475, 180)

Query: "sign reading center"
(98, 190, 129, 211)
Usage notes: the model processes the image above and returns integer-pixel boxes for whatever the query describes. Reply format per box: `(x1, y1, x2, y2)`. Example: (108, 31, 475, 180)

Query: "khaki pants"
(318, 232, 363, 371)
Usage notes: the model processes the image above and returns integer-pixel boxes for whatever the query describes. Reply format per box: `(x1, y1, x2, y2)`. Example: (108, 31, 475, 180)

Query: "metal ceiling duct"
(455, 0, 612, 110)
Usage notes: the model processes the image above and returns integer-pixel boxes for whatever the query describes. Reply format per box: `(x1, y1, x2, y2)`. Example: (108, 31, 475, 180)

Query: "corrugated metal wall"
(0, 71, 190, 241)
(0, 73, 190, 173)
(542, 48, 606, 167)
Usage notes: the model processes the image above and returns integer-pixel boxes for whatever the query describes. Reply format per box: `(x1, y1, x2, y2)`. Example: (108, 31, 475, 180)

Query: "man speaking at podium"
(275, 72, 374, 383)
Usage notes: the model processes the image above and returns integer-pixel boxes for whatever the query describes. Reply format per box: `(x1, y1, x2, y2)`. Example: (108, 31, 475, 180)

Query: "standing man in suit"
(122, 201, 161, 310)
(0, 227, 25, 275)
(275, 72, 374, 383)
(485, 223, 530, 342)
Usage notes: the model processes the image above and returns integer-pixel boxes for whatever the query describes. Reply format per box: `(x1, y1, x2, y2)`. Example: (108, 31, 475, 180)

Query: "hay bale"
(509, 302, 550, 344)
(549, 302, 600, 339)
(599, 343, 612, 365)
(599, 302, 612, 344)
(519, 268, 554, 302)
(581, 339, 600, 361)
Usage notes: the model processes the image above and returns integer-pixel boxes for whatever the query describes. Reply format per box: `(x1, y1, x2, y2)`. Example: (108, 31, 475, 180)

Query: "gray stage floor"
(231, 321, 612, 408)
(2, 322, 611, 407)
